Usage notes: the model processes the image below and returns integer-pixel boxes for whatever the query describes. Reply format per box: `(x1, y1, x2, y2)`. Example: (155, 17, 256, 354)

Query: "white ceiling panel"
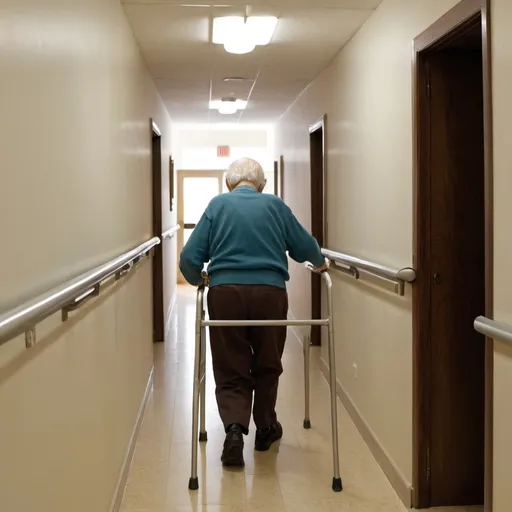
(122, 0, 382, 8)
(121, 0, 383, 123)
(122, 6, 210, 47)
(157, 83, 210, 97)
(211, 81, 254, 101)
(256, 66, 319, 84)
(271, 8, 372, 43)
(210, 60, 261, 78)
(249, 89, 306, 102)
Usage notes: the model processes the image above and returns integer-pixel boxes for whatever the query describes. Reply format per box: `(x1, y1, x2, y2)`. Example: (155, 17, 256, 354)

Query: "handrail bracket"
(321, 248, 416, 296)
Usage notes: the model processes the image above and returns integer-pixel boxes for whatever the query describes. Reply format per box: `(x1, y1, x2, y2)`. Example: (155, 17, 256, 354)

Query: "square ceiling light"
(212, 16, 278, 54)
(209, 98, 248, 115)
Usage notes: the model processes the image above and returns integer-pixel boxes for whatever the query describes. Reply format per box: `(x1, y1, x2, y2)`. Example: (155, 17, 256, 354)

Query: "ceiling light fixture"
(223, 77, 255, 82)
(217, 99, 238, 115)
(209, 98, 247, 115)
(212, 16, 278, 55)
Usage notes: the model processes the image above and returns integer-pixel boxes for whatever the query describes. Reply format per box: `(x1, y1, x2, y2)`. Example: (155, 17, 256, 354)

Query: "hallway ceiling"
(121, 0, 383, 124)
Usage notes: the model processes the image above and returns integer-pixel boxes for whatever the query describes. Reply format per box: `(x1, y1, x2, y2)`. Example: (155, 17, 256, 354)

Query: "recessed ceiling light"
(209, 98, 247, 115)
(212, 16, 278, 55)
(223, 77, 255, 82)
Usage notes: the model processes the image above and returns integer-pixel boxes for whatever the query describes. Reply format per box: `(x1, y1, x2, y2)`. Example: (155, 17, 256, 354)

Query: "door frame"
(309, 115, 327, 346)
(309, 115, 327, 243)
(177, 170, 224, 283)
(274, 159, 279, 197)
(279, 155, 285, 200)
(412, 0, 493, 508)
(150, 119, 165, 342)
(274, 156, 285, 199)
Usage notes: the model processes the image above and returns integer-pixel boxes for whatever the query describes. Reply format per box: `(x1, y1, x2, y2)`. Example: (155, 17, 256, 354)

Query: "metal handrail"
(0, 237, 160, 348)
(321, 248, 416, 296)
(162, 224, 180, 240)
(474, 316, 512, 346)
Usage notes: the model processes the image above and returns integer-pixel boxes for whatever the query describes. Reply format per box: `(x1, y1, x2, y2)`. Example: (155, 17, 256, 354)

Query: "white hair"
(226, 157, 266, 189)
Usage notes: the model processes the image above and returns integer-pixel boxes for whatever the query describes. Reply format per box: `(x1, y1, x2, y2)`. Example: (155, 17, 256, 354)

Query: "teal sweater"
(179, 186, 325, 288)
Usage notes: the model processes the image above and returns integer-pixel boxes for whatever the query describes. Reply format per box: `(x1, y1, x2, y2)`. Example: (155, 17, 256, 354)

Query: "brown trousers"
(207, 284, 288, 434)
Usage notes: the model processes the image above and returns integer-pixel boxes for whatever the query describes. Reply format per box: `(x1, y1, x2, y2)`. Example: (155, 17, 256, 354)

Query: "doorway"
(309, 116, 326, 346)
(151, 120, 165, 342)
(177, 170, 224, 284)
(412, 0, 493, 509)
(274, 156, 285, 199)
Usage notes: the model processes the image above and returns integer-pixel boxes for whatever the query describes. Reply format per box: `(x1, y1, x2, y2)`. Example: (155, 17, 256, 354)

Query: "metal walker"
(188, 267, 343, 493)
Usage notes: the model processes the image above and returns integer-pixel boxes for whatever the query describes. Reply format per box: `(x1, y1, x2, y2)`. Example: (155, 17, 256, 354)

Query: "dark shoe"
(221, 424, 245, 467)
(255, 421, 283, 452)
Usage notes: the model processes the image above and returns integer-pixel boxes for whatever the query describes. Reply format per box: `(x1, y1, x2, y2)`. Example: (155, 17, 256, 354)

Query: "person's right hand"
(314, 258, 330, 273)
(201, 271, 210, 286)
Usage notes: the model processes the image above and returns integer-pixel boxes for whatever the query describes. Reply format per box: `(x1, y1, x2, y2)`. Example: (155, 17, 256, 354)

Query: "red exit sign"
(217, 145, 230, 157)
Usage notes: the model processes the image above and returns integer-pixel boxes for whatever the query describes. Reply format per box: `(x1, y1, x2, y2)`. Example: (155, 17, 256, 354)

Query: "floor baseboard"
(109, 367, 154, 512)
(318, 358, 412, 508)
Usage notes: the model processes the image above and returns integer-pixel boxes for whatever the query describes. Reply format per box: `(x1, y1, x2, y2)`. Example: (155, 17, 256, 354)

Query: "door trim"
(151, 120, 161, 137)
(177, 170, 224, 284)
(411, 0, 493, 508)
(274, 159, 279, 197)
(150, 119, 165, 342)
(309, 115, 327, 347)
(274, 156, 285, 199)
(279, 155, 285, 200)
(309, 115, 328, 244)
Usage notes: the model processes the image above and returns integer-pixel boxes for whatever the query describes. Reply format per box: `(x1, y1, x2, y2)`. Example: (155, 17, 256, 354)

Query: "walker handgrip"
(305, 258, 330, 274)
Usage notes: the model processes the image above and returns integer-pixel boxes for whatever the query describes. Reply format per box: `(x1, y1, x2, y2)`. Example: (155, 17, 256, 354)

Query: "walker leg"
(324, 273, 343, 492)
(189, 369, 200, 489)
(189, 289, 204, 491)
(303, 333, 311, 429)
(199, 319, 207, 442)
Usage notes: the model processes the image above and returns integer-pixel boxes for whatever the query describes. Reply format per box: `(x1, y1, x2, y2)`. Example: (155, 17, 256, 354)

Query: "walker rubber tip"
(303, 419, 312, 429)
(188, 477, 199, 491)
(332, 477, 343, 492)
(199, 432, 208, 442)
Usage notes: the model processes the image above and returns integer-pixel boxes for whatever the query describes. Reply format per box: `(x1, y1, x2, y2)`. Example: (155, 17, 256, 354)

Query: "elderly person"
(179, 157, 327, 467)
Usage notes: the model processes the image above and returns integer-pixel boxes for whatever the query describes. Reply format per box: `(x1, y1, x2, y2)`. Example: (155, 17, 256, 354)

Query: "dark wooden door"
(151, 123, 165, 342)
(428, 48, 486, 506)
(310, 126, 324, 346)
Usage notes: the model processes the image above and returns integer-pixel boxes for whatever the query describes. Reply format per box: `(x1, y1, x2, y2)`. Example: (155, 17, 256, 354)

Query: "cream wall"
(491, 1, 512, 510)
(0, 0, 175, 510)
(275, 0, 464, 500)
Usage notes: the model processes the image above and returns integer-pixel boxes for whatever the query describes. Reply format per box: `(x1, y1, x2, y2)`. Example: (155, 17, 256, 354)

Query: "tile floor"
(121, 285, 483, 512)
